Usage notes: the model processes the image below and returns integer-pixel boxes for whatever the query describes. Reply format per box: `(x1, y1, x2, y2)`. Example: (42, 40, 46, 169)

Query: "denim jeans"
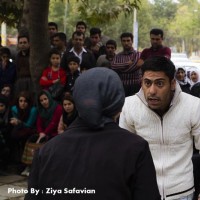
(174, 193, 194, 200)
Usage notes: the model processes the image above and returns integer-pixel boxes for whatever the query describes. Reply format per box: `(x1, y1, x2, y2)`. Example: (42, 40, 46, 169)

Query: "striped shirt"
(111, 48, 141, 85)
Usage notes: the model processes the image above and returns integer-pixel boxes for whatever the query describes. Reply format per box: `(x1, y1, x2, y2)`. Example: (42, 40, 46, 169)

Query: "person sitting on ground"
(0, 84, 13, 105)
(9, 91, 37, 163)
(57, 94, 77, 134)
(175, 67, 191, 93)
(25, 67, 160, 200)
(21, 90, 62, 176)
(0, 94, 12, 171)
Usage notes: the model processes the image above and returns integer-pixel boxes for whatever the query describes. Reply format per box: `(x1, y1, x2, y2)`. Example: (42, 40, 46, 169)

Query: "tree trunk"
(19, 0, 30, 35)
(29, 0, 50, 96)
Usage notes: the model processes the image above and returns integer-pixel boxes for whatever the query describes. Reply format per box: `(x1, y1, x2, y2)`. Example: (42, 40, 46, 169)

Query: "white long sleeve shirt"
(119, 84, 200, 200)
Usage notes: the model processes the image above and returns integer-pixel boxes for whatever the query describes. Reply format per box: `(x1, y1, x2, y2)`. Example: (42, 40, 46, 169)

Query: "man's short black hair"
(90, 27, 101, 36)
(52, 32, 67, 41)
(18, 34, 29, 42)
(150, 28, 164, 38)
(72, 31, 85, 39)
(1, 47, 11, 57)
(48, 22, 58, 30)
(76, 21, 87, 29)
(120, 32, 133, 41)
(141, 56, 175, 81)
(67, 56, 80, 65)
(48, 48, 61, 58)
(106, 39, 117, 49)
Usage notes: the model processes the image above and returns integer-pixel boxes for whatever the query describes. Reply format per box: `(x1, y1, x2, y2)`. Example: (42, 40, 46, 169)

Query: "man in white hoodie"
(120, 56, 200, 200)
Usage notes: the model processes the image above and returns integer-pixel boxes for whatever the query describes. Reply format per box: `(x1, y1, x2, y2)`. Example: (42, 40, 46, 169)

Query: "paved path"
(0, 167, 27, 200)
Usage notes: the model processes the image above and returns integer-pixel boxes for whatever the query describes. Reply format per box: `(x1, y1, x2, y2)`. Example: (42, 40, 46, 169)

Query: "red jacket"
(39, 67, 66, 89)
(36, 104, 62, 138)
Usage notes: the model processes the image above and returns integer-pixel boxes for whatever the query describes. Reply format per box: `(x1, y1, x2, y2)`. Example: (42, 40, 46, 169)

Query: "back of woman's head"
(73, 67, 125, 129)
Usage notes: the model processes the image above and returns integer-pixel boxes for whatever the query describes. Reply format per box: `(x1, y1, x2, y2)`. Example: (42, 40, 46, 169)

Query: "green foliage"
(0, 0, 23, 27)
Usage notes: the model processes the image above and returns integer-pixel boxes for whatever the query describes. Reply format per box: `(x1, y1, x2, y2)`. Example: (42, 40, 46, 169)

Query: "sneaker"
(21, 166, 30, 176)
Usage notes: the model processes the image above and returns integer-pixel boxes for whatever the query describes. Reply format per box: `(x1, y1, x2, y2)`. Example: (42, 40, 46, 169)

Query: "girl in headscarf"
(57, 94, 77, 134)
(25, 68, 160, 200)
(21, 90, 62, 176)
(36, 90, 62, 142)
(188, 68, 200, 88)
(10, 91, 37, 162)
(175, 67, 191, 93)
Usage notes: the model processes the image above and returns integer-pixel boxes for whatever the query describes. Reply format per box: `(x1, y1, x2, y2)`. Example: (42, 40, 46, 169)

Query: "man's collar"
(70, 47, 87, 53)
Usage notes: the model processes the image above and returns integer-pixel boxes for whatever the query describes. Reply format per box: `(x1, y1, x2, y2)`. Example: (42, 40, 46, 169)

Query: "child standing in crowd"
(39, 49, 66, 90)
(65, 56, 80, 94)
(58, 94, 77, 134)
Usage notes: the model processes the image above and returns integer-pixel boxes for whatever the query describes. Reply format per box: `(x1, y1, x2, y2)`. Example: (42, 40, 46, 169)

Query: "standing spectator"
(15, 34, 32, 98)
(111, 32, 141, 96)
(25, 68, 160, 200)
(119, 56, 200, 200)
(48, 22, 58, 47)
(57, 94, 77, 134)
(188, 68, 200, 88)
(87, 27, 106, 60)
(39, 49, 66, 91)
(0, 47, 16, 89)
(52, 32, 67, 58)
(175, 67, 191, 93)
(64, 56, 80, 94)
(67, 21, 90, 49)
(137, 28, 171, 66)
(61, 31, 96, 71)
(96, 39, 117, 68)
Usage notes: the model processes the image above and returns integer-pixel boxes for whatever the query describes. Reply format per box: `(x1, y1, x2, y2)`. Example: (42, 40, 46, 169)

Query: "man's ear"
(171, 79, 176, 91)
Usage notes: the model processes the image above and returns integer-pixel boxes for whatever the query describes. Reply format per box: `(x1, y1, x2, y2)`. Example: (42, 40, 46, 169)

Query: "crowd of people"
(0, 20, 199, 200)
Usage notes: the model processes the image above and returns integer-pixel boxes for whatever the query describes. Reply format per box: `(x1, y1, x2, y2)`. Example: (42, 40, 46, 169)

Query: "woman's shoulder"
(30, 106, 38, 113)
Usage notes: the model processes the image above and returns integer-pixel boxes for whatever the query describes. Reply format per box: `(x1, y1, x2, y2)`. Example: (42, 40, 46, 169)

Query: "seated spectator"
(96, 39, 117, 68)
(64, 56, 80, 94)
(1, 84, 14, 106)
(175, 67, 191, 93)
(58, 94, 77, 134)
(39, 48, 66, 91)
(9, 91, 37, 163)
(0, 47, 16, 89)
(0, 94, 12, 170)
(21, 90, 62, 176)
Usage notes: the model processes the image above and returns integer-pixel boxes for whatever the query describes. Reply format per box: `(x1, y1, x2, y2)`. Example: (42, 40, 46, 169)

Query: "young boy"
(65, 56, 80, 94)
(39, 48, 66, 90)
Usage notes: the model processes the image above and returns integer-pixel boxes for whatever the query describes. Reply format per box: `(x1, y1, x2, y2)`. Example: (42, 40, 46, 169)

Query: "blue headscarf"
(73, 67, 125, 129)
